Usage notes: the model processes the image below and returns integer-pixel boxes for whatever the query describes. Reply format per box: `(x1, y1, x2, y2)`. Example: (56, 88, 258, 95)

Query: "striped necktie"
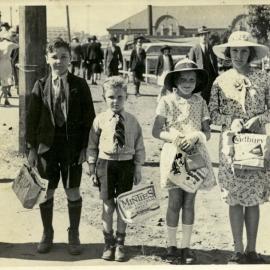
(54, 78, 66, 127)
(113, 113, 125, 148)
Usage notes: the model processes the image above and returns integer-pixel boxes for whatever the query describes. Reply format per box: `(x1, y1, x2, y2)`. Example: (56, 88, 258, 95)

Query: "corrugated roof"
(108, 5, 248, 30)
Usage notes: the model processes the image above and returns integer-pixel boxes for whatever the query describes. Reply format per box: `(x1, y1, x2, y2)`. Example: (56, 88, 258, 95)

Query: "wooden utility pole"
(19, 6, 47, 153)
(66, 5, 71, 42)
(10, 7, 12, 27)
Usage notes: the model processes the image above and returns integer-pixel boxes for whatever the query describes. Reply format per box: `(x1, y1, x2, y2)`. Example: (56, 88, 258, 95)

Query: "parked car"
(122, 42, 193, 74)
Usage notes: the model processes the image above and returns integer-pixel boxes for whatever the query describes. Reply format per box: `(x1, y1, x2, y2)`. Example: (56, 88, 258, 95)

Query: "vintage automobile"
(121, 42, 194, 75)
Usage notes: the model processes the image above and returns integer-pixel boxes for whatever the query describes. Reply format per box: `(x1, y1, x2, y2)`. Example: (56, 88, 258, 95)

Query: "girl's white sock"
(181, 223, 193, 248)
(167, 225, 177, 247)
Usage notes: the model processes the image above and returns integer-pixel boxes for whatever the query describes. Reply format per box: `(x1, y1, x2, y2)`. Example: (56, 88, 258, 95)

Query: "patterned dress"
(209, 68, 270, 206)
(157, 92, 216, 190)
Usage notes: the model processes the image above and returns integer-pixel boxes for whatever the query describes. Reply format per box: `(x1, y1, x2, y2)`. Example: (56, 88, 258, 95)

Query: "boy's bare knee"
(103, 199, 116, 215)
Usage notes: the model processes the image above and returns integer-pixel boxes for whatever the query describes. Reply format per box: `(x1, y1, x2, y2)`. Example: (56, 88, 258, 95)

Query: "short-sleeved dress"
(156, 92, 216, 190)
(209, 68, 270, 206)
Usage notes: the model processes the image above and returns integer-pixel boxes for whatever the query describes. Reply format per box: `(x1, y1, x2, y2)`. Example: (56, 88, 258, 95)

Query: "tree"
(247, 5, 270, 43)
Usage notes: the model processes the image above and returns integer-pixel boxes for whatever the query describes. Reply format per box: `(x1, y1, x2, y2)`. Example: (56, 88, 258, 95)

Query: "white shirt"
(200, 43, 205, 54)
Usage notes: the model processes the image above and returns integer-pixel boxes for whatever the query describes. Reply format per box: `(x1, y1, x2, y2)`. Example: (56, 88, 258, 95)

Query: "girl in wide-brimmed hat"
(152, 58, 216, 264)
(209, 31, 270, 264)
(155, 45, 174, 102)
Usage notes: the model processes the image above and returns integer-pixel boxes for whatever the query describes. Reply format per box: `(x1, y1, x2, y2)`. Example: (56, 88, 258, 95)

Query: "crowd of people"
(0, 23, 19, 106)
(5, 22, 269, 265)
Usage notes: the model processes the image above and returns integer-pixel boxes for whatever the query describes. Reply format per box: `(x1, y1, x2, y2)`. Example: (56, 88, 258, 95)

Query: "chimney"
(147, 5, 153, 36)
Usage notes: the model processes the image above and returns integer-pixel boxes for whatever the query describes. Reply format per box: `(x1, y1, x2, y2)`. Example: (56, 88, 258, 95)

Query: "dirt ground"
(0, 78, 270, 268)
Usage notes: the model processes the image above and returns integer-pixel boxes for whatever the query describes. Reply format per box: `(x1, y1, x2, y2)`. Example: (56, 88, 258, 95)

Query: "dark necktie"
(54, 78, 66, 127)
(113, 113, 125, 148)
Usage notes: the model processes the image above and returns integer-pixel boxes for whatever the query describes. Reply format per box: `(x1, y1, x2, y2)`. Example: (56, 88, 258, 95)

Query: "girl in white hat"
(152, 58, 216, 264)
(209, 31, 270, 264)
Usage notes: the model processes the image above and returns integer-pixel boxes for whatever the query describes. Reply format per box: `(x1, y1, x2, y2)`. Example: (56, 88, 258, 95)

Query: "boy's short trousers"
(37, 134, 82, 190)
(96, 158, 134, 200)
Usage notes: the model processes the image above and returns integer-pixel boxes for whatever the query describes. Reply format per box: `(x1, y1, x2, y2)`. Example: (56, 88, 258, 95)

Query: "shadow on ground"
(126, 245, 270, 265)
(0, 242, 103, 262)
(0, 178, 14, 183)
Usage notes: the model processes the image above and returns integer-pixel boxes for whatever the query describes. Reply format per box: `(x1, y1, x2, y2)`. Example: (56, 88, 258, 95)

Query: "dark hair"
(72, 37, 79, 42)
(224, 46, 256, 63)
(171, 70, 207, 94)
(1, 22, 10, 31)
(110, 36, 117, 42)
(47, 39, 71, 55)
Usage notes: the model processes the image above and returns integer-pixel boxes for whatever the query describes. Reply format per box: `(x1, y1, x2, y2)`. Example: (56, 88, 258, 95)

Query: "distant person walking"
(0, 30, 18, 106)
(104, 37, 123, 77)
(81, 37, 91, 80)
(88, 35, 103, 85)
(129, 37, 146, 97)
(188, 26, 218, 104)
(70, 36, 82, 76)
(155, 45, 174, 102)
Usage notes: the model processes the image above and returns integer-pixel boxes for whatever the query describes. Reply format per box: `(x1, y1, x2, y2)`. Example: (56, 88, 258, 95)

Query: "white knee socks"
(167, 225, 177, 247)
(181, 224, 193, 248)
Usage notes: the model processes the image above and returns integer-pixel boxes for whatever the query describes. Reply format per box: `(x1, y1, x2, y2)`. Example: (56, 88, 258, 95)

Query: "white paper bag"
(12, 164, 48, 209)
(117, 184, 160, 224)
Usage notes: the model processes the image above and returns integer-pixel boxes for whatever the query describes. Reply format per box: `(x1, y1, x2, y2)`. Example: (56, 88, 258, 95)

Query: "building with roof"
(47, 27, 69, 42)
(107, 5, 249, 40)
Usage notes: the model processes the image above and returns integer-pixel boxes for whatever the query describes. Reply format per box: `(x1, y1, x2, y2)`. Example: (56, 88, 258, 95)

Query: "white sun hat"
(213, 31, 269, 62)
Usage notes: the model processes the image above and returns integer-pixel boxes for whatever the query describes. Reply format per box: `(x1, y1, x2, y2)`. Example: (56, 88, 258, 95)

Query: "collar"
(107, 109, 126, 120)
(200, 43, 205, 50)
(52, 71, 68, 83)
(172, 92, 201, 103)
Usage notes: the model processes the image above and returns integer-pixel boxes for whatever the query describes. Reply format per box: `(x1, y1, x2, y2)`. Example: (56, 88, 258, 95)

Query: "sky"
(0, 0, 268, 36)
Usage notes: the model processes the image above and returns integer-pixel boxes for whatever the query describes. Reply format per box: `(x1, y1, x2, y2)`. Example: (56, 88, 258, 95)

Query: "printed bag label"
(117, 184, 160, 224)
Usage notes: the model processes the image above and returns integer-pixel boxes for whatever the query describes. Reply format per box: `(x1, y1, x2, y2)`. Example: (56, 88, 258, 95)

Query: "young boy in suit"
(26, 39, 95, 255)
(87, 76, 145, 262)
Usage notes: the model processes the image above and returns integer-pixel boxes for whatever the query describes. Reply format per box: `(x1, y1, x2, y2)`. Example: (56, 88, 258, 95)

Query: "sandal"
(181, 248, 196, 264)
(245, 251, 265, 264)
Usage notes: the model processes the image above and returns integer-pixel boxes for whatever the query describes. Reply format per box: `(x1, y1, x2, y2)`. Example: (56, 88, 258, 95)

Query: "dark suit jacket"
(70, 43, 82, 62)
(26, 72, 95, 158)
(81, 43, 90, 62)
(188, 43, 218, 79)
(155, 54, 174, 76)
(104, 46, 123, 75)
(130, 48, 146, 73)
(88, 42, 103, 62)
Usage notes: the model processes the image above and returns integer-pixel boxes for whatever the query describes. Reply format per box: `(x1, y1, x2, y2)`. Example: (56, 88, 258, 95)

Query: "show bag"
(116, 183, 160, 224)
(12, 163, 48, 209)
(223, 132, 270, 170)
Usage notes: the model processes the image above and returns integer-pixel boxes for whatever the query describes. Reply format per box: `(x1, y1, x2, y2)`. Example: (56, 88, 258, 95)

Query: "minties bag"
(117, 183, 160, 224)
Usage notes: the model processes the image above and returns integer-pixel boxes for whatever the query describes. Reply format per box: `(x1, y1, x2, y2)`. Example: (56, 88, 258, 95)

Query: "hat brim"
(213, 41, 269, 61)
(164, 68, 209, 92)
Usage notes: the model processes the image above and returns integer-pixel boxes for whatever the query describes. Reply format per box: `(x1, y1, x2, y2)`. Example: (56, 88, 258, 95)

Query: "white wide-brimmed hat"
(164, 58, 209, 92)
(213, 31, 269, 61)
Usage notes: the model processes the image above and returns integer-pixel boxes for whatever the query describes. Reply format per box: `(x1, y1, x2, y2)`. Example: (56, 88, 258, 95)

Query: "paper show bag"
(185, 152, 206, 172)
(116, 183, 160, 224)
(12, 163, 48, 209)
(229, 133, 270, 170)
(161, 143, 207, 193)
